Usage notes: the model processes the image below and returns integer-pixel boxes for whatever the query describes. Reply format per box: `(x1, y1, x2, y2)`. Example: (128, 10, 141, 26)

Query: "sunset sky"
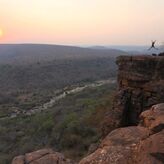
(0, 0, 163, 45)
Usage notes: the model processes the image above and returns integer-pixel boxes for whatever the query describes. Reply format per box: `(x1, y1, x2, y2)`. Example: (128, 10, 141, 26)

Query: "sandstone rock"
(12, 149, 74, 164)
(79, 146, 132, 164)
(133, 130, 164, 164)
(140, 103, 164, 133)
(25, 148, 54, 163)
(79, 103, 164, 164)
(108, 55, 164, 131)
(79, 127, 149, 164)
(101, 126, 149, 147)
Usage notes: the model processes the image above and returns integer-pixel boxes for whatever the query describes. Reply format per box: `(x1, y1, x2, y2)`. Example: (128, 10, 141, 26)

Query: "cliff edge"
(102, 55, 164, 136)
(117, 55, 164, 125)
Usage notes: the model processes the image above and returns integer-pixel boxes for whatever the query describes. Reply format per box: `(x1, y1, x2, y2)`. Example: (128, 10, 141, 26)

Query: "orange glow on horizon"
(0, 0, 164, 45)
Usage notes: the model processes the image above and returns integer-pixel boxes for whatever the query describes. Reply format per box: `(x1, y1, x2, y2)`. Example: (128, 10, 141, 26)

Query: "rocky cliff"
(102, 55, 164, 136)
(117, 55, 164, 125)
(11, 55, 164, 164)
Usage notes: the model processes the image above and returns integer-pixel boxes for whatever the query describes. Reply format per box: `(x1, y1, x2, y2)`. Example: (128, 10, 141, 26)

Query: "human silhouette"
(148, 40, 158, 50)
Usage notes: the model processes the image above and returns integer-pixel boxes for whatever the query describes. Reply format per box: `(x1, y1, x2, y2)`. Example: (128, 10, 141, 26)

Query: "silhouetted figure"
(148, 40, 158, 50)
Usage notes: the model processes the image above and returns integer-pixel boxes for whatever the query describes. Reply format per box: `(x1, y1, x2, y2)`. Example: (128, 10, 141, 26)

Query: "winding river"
(1, 78, 116, 120)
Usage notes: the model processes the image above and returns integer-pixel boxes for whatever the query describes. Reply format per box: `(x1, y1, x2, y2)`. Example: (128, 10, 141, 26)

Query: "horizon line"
(0, 43, 150, 47)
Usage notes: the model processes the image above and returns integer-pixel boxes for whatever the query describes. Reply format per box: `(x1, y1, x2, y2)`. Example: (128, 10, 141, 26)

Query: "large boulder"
(79, 127, 149, 164)
(12, 149, 74, 164)
(139, 103, 164, 133)
(133, 130, 164, 164)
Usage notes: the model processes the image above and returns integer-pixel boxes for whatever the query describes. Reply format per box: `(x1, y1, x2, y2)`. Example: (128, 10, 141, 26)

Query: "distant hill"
(0, 44, 128, 91)
(89, 45, 148, 53)
(89, 45, 164, 55)
(0, 44, 127, 65)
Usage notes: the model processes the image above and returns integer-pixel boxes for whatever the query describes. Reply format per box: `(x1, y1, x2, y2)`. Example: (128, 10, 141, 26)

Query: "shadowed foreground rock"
(12, 149, 74, 164)
(79, 103, 164, 164)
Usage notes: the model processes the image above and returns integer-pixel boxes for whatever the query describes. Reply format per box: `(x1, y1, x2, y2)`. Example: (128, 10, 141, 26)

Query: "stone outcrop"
(117, 55, 164, 126)
(102, 56, 164, 136)
(79, 103, 164, 164)
(139, 103, 164, 134)
(12, 149, 74, 164)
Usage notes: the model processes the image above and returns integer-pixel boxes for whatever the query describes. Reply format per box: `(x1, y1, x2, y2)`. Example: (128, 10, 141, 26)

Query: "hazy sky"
(0, 0, 163, 45)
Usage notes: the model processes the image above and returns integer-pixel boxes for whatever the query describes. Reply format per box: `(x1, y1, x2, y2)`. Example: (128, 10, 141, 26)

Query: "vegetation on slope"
(0, 58, 117, 117)
(0, 83, 116, 163)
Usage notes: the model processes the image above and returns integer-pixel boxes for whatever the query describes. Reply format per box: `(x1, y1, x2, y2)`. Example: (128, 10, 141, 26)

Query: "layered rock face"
(114, 56, 164, 127)
(102, 55, 164, 136)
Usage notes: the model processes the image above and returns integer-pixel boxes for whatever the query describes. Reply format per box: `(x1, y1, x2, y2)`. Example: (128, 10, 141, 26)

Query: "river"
(0, 78, 116, 120)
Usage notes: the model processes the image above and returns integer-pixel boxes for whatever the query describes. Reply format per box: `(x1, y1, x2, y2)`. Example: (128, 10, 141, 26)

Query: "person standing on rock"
(148, 40, 158, 50)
